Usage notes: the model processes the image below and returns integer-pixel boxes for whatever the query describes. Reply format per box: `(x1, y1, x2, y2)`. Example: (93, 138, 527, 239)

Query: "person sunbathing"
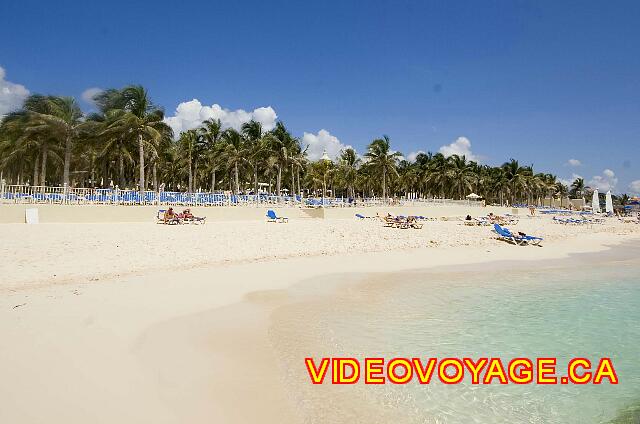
(164, 207, 179, 224)
(181, 208, 206, 224)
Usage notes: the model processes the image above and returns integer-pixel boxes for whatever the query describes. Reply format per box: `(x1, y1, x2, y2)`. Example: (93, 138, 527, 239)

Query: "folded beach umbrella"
(592, 189, 600, 213)
(605, 191, 614, 214)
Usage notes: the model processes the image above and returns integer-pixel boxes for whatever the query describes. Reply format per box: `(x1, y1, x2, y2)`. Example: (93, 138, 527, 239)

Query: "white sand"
(1, 214, 639, 423)
(2, 216, 638, 291)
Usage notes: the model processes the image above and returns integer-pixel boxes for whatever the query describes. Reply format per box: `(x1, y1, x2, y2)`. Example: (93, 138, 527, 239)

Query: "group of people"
(379, 213, 424, 229)
(162, 207, 205, 225)
(464, 212, 518, 226)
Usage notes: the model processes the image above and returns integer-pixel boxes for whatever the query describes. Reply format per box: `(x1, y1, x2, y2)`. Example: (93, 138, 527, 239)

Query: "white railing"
(0, 183, 485, 208)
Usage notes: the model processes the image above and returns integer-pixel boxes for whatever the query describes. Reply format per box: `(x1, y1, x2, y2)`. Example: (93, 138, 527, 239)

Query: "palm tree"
(177, 129, 201, 192)
(289, 146, 308, 197)
(1, 95, 82, 186)
(108, 85, 172, 197)
(364, 135, 401, 201)
(397, 160, 419, 199)
(221, 128, 246, 194)
(446, 155, 475, 199)
(571, 177, 586, 198)
(337, 148, 360, 198)
(0, 99, 52, 185)
(268, 122, 297, 195)
(556, 182, 569, 208)
(308, 158, 334, 199)
(88, 89, 128, 187)
(616, 193, 630, 207)
(90, 109, 133, 188)
(27, 96, 83, 186)
(199, 118, 223, 191)
(241, 120, 268, 196)
(501, 159, 530, 204)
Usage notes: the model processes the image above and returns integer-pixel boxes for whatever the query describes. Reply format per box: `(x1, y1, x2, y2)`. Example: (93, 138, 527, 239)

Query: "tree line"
(0, 84, 610, 204)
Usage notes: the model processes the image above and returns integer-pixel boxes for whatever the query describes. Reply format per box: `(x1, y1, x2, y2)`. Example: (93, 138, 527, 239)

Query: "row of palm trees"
(0, 84, 595, 204)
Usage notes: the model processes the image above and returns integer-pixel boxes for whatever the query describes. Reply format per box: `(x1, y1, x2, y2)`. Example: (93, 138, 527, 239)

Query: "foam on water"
(268, 252, 640, 423)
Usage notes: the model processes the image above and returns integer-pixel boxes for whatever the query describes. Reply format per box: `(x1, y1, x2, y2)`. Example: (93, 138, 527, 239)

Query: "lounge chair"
(156, 210, 166, 224)
(493, 224, 542, 246)
(181, 214, 207, 225)
(267, 209, 288, 223)
(382, 215, 405, 228)
(383, 216, 397, 227)
(409, 221, 423, 229)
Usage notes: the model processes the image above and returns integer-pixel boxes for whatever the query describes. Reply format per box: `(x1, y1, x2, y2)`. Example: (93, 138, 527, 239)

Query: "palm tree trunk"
(211, 170, 216, 191)
(382, 168, 387, 202)
(188, 151, 193, 193)
(63, 134, 72, 186)
(253, 165, 258, 197)
(145, 164, 152, 191)
(296, 169, 301, 196)
(193, 159, 199, 191)
(40, 145, 48, 186)
(234, 162, 240, 194)
(291, 164, 295, 195)
(33, 153, 40, 186)
(118, 155, 125, 188)
(153, 162, 158, 191)
(322, 177, 327, 198)
(276, 165, 282, 195)
(138, 133, 145, 198)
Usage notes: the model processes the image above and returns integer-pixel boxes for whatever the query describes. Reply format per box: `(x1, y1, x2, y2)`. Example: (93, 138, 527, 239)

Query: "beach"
(1, 210, 639, 423)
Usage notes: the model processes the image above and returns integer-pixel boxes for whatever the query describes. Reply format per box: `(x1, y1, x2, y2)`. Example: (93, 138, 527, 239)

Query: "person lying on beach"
(487, 213, 502, 222)
(179, 208, 206, 224)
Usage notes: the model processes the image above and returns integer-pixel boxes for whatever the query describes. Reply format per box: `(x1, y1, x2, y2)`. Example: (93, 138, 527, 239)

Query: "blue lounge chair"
(355, 213, 366, 219)
(266, 209, 288, 223)
(493, 224, 543, 246)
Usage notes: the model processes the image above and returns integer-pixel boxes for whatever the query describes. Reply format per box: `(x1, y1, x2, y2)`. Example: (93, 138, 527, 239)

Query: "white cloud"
(164, 99, 278, 136)
(438, 136, 479, 162)
(406, 150, 425, 163)
(629, 180, 640, 194)
(558, 173, 583, 187)
(0, 66, 29, 117)
(81, 87, 103, 106)
(566, 158, 582, 167)
(588, 169, 618, 192)
(302, 129, 352, 161)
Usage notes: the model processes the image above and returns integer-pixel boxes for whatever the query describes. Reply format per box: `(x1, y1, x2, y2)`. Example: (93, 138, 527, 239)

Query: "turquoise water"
(268, 249, 640, 423)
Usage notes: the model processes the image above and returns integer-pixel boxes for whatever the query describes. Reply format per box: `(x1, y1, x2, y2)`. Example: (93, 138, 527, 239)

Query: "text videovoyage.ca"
(305, 357, 619, 385)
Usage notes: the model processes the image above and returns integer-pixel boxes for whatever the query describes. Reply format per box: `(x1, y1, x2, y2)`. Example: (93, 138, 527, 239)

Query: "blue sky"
(1, 0, 639, 193)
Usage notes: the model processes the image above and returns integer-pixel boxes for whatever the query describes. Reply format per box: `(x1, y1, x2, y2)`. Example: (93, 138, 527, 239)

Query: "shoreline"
(1, 221, 639, 423)
(130, 236, 640, 424)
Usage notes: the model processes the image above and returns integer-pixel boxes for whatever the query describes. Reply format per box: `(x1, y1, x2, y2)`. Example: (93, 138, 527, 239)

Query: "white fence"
(0, 183, 485, 208)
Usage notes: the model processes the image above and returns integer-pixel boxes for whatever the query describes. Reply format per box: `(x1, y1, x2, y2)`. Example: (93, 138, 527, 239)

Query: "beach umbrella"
(466, 193, 481, 199)
(605, 190, 614, 214)
(592, 189, 600, 213)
